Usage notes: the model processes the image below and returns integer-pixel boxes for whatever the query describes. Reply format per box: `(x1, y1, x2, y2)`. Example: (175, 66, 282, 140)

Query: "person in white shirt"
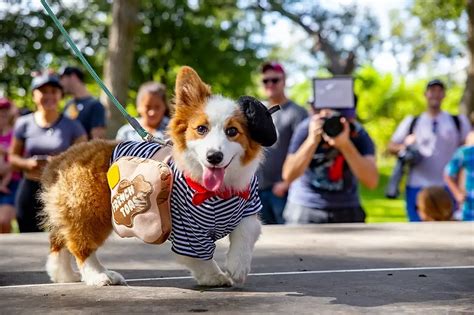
(388, 79, 471, 221)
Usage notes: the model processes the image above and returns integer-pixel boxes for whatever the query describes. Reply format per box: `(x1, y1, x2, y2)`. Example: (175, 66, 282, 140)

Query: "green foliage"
(131, 0, 265, 100)
(288, 80, 311, 108)
(390, 0, 467, 72)
(1, 0, 265, 111)
(0, 0, 109, 109)
(412, 0, 466, 25)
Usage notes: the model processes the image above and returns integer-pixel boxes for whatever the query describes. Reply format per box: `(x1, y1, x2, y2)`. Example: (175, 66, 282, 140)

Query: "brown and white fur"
(40, 66, 263, 287)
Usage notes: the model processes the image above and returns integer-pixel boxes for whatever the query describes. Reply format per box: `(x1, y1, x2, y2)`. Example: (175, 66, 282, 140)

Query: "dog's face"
(168, 67, 262, 192)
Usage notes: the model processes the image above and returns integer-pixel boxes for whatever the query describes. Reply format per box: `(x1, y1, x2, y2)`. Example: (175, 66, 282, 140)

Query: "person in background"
(388, 79, 471, 221)
(444, 130, 474, 221)
(9, 72, 87, 232)
(282, 100, 378, 224)
(256, 61, 308, 224)
(0, 98, 20, 233)
(116, 81, 170, 142)
(60, 66, 107, 139)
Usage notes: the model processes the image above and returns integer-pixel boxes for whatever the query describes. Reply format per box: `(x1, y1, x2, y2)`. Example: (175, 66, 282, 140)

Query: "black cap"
(31, 73, 63, 91)
(237, 96, 278, 147)
(426, 79, 445, 90)
(59, 66, 85, 82)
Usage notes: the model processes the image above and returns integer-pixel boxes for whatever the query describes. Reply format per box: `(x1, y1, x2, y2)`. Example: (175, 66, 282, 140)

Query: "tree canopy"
(0, 0, 266, 110)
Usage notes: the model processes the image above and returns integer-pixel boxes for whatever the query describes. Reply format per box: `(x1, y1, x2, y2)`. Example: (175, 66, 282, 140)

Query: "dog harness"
(112, 141, 262, 260)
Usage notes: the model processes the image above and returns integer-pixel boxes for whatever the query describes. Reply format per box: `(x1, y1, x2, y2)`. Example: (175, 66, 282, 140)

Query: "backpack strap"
(451, 115, 461, 133)
(407, 114, 462, 142)
(450, 115, 462, 145)
(408, 116, 419, 135)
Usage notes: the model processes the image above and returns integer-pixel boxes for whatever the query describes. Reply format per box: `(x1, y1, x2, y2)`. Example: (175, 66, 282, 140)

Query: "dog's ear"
(237, 96, 278, 147)
(175, 66, 211, 107)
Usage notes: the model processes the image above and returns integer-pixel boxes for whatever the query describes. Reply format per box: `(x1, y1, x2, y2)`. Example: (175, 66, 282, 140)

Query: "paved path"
(0, 222, 473, 314)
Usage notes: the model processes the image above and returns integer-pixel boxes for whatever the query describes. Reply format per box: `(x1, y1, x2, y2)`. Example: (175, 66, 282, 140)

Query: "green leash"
(40, 0, 169, 145)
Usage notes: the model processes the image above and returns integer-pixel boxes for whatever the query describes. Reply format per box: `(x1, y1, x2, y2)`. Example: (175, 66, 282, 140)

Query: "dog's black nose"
(206, 151, 223, 165)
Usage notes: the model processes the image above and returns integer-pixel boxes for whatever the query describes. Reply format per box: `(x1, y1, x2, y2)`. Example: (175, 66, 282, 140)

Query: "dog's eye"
(196, 125, 208, 135)
(225, 127, 238, 137)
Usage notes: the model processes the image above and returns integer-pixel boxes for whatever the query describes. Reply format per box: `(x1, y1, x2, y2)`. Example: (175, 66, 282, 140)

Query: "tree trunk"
(101, 0, 140, 138)
(462, 0, 474, 124)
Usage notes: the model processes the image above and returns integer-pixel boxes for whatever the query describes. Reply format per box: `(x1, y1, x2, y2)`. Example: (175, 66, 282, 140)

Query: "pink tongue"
(203, 167, 225, 192)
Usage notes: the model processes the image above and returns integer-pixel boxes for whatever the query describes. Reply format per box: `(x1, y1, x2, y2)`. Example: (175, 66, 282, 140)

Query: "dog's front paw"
(83, 270, 126, 286)
(195, 271, 233, 287)
(225, 253, 252, 285)
(225, 263, 250, 286)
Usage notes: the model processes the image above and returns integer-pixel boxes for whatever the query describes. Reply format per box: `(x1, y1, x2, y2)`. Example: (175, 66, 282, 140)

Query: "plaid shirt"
(445, 145, 474, 220)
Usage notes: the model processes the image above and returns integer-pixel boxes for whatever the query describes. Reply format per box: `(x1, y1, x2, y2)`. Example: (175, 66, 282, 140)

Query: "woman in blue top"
(9, 72, 87, 232)
(116, 82, 170, 142)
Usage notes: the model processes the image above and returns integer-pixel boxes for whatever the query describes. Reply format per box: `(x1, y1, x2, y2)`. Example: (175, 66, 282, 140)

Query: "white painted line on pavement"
(1, 265, 473, 289)
(126, 265, 474, 282)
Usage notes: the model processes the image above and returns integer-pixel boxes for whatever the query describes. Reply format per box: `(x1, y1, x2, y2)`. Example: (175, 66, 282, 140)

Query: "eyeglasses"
(262, 77, 281, 85)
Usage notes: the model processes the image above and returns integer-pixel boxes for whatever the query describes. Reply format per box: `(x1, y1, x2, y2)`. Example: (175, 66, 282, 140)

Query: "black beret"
(237, 96, 279, 147)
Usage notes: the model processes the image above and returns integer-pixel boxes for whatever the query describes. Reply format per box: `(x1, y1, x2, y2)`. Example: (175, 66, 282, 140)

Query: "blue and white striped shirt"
(112, 141, 262, 260)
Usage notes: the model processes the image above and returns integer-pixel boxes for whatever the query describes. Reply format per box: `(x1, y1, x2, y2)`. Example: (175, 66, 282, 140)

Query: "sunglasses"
(262, 77, 281, 85)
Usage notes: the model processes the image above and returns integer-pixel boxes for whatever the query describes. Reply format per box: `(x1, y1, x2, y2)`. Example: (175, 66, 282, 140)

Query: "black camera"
(322, 112, 356, 137)
(322, 113, 344, 137)
(385, 145, 423, 199)
(398, 145, 423, 166)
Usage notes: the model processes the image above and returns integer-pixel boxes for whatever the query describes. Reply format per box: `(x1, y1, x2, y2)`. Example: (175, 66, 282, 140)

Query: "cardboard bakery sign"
(107, 152, 173, 244)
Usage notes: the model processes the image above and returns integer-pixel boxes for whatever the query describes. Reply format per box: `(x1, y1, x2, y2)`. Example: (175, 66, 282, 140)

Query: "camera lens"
(322, 115, 343, 137)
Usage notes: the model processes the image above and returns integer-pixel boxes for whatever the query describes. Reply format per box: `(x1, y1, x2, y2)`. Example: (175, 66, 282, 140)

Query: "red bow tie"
(184, 176, 250, 206)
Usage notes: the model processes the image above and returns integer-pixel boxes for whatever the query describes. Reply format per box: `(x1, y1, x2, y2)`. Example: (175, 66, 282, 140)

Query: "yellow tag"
(107, 164, 120, 189)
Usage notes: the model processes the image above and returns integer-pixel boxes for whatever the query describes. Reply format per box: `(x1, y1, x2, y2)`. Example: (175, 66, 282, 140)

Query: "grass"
(360, 158, 408, 223)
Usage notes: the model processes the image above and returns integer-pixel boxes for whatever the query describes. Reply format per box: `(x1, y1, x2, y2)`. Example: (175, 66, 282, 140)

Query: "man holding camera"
(282, 101, 379, 224)
(388, 79, 471, 221)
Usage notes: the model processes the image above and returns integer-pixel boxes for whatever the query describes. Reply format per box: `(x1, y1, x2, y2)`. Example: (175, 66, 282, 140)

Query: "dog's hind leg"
(65, 225, 126, 286)
(76, 251, 125, 286)
(225, 214, 261, 285)
(45, 229, 81, 283)
(175, 255, 233, 287)
(41, 140, 124, 286)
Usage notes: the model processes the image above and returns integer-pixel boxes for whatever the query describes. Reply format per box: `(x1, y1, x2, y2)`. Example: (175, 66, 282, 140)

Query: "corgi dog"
(40, 66, 277, 287)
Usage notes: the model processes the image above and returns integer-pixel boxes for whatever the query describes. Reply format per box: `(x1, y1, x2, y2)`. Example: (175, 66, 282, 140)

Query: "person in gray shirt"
(257, 62, 308, 224)
(9, 72, 86, 232)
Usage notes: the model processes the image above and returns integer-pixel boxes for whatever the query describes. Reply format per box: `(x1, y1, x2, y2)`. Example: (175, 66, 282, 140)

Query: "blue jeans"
(406, 186, 422, 222)
(258, 188, 287, 224)
(406, 186, 457, 222)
